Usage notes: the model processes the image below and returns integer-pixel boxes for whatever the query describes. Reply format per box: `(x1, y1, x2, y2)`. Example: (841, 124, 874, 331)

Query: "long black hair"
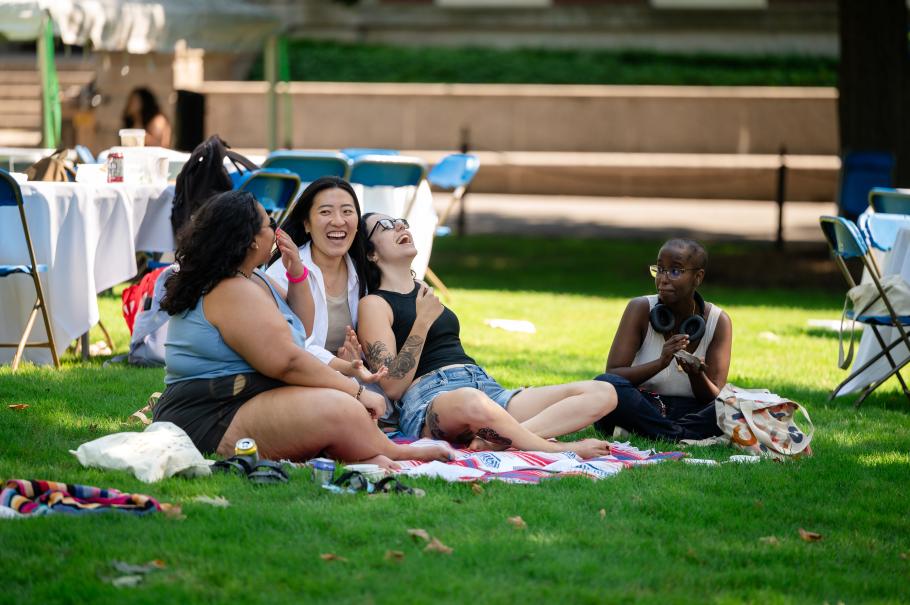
(161, 190, 261, 315)
(269, 176, 369, 297)
(122, 87, 163, 130)
(359, 212, 383, 293)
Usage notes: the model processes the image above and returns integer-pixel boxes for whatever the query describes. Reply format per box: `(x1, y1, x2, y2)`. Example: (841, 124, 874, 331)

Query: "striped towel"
(393, 439, 685, 484)
(0, 479, 162, 517)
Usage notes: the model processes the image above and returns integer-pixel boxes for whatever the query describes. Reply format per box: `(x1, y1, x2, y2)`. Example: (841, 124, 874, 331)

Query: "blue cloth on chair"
(0, 264, 47, 277)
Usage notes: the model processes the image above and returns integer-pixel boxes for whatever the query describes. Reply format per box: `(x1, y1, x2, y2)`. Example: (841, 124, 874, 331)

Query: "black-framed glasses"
(367, 217, 409, 240)
(649, 265, 698, 280)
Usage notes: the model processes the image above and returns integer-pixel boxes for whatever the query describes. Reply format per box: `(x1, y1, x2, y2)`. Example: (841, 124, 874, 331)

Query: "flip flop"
(211, 454, 257, 478)
(331, 470, 372, 492)
(248, 460, 290, 484)
(373, 476, 425, 497)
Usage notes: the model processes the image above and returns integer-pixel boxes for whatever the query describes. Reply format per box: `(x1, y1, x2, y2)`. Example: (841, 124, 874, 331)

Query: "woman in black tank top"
(355, 213, 618, 459)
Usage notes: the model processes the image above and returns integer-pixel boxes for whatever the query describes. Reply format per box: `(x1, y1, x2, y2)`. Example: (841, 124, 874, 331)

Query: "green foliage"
(249, 40, 837, 87)
(1, 237, 907, 604)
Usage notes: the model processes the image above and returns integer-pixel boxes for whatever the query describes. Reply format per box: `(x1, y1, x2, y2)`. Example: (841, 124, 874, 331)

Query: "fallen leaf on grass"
(900, 552, 908, 560)
(320, 553, 348, 562)
(424, 538, 453, 555)
(160, 503, 186, 520)
(685, 548, 702, 563)
(471, 483, 485, 495)
(507, 516, 527, 530)
(598, 508, 606, 519)
(759, 536, 780, 546)
(407, 528, 431, 542)
(7, 404, 29, 410)
(112, 560, 166, 575)
(384, 550, 405, 561)
(111, 575, 144, 588)
(798, 528, 823, 542)
(192, 495, 230, 507)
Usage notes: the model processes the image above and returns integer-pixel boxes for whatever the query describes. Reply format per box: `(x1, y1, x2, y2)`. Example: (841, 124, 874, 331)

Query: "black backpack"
(170, 135, 258, 236)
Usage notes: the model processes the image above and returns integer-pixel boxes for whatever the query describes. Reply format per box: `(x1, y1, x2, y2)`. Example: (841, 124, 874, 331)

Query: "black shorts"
(153, 372, 285, 454)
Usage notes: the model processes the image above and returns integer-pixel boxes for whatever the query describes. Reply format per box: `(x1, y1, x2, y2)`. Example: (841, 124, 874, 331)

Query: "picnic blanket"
(393, 439, 685, 484)
(0, 479, 162, 517)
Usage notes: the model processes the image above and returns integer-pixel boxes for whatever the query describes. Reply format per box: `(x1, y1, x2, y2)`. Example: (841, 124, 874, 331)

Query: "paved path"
(433, 193, 836, 243)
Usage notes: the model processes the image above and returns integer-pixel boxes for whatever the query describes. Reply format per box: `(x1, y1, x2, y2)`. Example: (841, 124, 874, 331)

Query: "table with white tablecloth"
(0, 182, 173, 365)
(835, 226, 910, 396)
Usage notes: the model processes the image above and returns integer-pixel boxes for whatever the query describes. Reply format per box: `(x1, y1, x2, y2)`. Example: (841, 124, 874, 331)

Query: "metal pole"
(278, 36, 293, 149)
(776, 145, 787, 250)
(457, 126, 470, 237)
(265, 36, 278, 152)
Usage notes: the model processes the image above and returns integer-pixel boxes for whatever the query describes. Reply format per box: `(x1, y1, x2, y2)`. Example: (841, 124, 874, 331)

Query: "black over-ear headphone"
(649, 291, 706, 342)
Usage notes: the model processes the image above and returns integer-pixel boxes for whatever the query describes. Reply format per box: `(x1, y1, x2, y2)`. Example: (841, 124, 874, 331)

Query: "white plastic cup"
(119, 128, 146, 147)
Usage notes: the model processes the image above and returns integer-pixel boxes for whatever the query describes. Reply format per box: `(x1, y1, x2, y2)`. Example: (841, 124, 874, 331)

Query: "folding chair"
(819, 215, 910, 407)
(869, 187, 910, 215)
(74, 145, 95, 164)
(428, 153, 480, 233)
(236, 168, 301, 223)
(865, 213, 910, 252)
(837, 151, 893, 219)
(341, 148, 399, 161)
(263, 150, 351, 183)
(0, 169, 60, 371)
(349, 155, 428, 219)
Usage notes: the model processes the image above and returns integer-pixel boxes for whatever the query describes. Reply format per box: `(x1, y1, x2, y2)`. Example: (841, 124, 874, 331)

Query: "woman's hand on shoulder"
(415, 284, 443, 325)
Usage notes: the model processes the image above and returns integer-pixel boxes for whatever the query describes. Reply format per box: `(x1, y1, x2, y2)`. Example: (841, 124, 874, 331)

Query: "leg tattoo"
(475, 428, 512, 447)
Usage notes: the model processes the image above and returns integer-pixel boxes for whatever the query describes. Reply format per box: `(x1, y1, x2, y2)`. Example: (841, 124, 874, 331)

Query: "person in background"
(122, 87, 172, 148)
(594, 239, 732, 442)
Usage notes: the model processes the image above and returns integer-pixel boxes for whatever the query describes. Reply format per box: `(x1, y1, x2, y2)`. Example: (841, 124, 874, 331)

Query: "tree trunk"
(838, 0, 910, 186)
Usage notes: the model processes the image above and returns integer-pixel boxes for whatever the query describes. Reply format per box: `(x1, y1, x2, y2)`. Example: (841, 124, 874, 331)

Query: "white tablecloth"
(0, 182, 173, 365)
(836, 226, 910, 395)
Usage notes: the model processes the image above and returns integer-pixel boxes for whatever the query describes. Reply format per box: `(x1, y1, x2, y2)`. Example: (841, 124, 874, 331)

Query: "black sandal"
(247, 460, 290, 484)
(373, 476, 425, 497)
(332, 470, 371, 492)
(211, 454, 257, 478)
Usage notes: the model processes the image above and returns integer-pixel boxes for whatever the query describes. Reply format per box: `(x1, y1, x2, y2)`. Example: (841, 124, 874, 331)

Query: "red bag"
(122, 267, 167, 334)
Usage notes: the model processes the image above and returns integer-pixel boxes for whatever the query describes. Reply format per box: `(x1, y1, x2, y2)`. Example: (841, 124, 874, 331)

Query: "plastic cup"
(119, 128, 146, 147)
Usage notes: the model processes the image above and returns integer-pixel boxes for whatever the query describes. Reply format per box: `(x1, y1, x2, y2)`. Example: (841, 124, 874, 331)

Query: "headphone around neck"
(649, 291, 707, 343)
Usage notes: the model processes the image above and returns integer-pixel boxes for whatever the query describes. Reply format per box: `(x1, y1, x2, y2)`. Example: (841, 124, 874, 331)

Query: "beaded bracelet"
(355, 384, 364, 401)
(286, 266, 309, 283)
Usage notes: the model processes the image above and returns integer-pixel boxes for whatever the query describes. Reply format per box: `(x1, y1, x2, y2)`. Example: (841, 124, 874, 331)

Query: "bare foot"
(559, 439, 611, 460)
(360, 454, 400, 472)
(396, 443, 454, 462)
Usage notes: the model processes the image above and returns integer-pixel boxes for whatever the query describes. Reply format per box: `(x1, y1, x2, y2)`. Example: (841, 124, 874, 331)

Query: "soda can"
(234, 437, 258, 463)
(309, 457, 335, 486)
(107, 152, 124, 183)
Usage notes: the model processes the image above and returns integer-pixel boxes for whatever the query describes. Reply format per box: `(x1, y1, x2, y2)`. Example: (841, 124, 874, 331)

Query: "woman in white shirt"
(266, 177, 374, 380)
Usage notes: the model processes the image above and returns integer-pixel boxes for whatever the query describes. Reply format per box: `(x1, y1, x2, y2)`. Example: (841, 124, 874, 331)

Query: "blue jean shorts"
(398, 364, 521, 439)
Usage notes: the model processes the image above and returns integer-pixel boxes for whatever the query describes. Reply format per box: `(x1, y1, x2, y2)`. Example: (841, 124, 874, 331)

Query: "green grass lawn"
(1, 237, 908, 604)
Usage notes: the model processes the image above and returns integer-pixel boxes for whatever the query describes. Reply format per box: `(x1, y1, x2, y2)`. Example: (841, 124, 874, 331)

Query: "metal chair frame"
(0, 169, 60, 370)
(238, 169, 302, 224)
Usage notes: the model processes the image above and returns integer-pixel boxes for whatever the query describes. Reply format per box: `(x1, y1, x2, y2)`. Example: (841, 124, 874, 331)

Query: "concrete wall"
(197, 81, 838, 155)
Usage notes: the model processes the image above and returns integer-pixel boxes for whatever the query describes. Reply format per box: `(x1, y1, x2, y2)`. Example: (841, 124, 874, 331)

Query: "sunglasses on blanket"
(367, 218, 409, 240)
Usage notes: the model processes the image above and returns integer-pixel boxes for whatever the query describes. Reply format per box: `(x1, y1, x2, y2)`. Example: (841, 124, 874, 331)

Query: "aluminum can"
(107, 152, 124, 183)
(234, 437, 259, 463)
(309, 457, 335, 485)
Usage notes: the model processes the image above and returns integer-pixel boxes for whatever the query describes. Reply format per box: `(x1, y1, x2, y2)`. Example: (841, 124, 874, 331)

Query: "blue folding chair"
(74, 145, 95, 164)
(868, 187, 910, 215)
(0, 169, 60, 370)
(837, 151, 894, 219)
(341, 148, 399, 161)
(428, 153, 480, 235)
(864, 213, 910, 253)
(263, 150, 351, 183)
(236, 168, 302, 222)
(349, 154, 428, 218)
(819, 215, 910, 407)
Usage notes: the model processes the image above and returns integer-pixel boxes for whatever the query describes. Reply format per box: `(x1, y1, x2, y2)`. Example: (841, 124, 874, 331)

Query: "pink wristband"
(286, 266, 309, 283)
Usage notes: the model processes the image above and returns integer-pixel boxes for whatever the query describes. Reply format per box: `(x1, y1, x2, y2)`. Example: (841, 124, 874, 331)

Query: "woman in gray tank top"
(153, 191, 452, 467)
(356, 213, 617, 460)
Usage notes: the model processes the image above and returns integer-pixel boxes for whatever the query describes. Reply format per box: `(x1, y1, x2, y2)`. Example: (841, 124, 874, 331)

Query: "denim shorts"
(398, 364, 521, 438)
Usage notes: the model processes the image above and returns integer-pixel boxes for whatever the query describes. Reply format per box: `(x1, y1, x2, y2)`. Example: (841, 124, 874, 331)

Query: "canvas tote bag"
(715, 384, 814, 460)
(838, 274, 910, 368)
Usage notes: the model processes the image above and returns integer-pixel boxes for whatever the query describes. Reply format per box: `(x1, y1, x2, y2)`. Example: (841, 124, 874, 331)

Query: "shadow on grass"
(431, 236, 846, 309)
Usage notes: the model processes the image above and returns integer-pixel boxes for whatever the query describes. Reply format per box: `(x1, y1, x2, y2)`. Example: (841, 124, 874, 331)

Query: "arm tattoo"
(476, 428, 512, 447)
(364, 340, 394, 372)
(386, 335, 424, 379)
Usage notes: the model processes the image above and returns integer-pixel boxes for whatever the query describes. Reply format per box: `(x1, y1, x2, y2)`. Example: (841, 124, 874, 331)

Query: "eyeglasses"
(649, 265, 699, 280)
(367, 217, 409, 240)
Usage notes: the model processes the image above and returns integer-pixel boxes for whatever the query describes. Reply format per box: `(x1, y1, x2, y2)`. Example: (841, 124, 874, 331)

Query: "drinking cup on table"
(119, 128, 146, 147)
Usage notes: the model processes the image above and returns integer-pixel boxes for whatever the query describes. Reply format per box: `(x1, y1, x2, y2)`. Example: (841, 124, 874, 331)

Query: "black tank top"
(373, 282, 476, 380)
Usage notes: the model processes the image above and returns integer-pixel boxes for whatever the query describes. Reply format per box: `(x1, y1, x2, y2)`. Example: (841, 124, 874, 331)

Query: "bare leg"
(422, 388, 610, 459)
(218, 386, 452, 463)
(507, 381, 617, 439)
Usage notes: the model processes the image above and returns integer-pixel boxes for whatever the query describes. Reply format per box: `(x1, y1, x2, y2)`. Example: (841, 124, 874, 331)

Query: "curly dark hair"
(269, 176, 369, 297)
(161, 190, 261, 315)
(122, 87, 163, 130)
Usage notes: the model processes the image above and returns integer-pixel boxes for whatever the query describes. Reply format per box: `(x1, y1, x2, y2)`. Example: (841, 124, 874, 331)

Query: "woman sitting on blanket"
(356, 213, 617, 459)
(153, 190, 451, 466)
(594, 238, 732, 442)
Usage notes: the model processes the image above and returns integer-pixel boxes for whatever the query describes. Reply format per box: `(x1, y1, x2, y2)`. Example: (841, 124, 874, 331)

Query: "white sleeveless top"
(632, 295, 722, 398)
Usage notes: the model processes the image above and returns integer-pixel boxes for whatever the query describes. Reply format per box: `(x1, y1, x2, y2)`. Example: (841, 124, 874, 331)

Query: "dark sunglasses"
(367, 217, 409, 240)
